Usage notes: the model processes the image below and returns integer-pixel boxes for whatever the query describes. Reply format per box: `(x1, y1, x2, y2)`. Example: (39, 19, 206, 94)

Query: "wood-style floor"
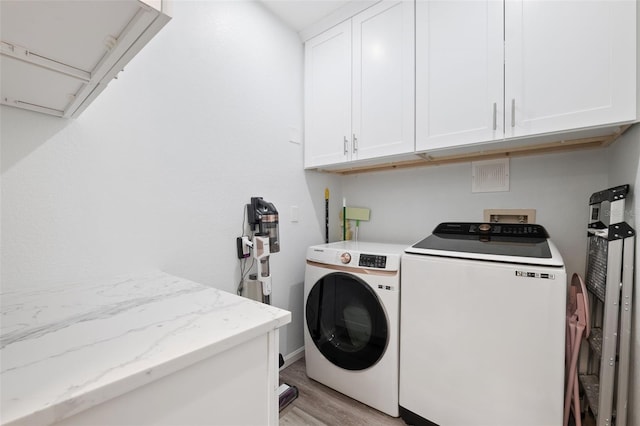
(279, 357, 596, 426)
(279, 358, 407, 426)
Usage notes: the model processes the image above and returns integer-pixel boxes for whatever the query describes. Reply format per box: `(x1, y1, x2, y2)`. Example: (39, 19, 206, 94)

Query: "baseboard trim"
(280, 346, 304, 371)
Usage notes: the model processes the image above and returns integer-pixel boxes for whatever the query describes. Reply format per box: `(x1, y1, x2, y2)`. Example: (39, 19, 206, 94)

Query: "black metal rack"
(579, 185, 635, 426)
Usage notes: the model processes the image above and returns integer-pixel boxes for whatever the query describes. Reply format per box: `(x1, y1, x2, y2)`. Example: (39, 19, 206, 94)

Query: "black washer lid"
(411, 222, 552, 259)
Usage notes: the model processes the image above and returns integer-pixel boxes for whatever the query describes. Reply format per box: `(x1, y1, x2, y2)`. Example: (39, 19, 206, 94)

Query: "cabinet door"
(352, 0, 414, 160)
(505, 0, 636, 138)
(304, 20, 352, 168)
(415, 0, 504, 152)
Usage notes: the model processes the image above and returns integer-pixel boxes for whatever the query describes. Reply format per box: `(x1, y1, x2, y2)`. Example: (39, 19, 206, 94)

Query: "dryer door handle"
(306, 282, 323, 340)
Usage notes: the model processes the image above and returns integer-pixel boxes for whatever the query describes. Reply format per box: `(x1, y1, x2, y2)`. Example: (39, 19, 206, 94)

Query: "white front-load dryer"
(304, 241, 406, 417)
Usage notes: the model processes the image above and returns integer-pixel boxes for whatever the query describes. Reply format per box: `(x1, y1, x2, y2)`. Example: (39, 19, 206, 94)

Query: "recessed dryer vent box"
(484, 209, 537, 224)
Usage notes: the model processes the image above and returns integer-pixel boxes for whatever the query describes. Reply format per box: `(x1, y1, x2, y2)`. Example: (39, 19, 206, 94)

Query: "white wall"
(341, 149, 609, 276)
(607, 127, 640, 426)
(0, 0, 340, 357)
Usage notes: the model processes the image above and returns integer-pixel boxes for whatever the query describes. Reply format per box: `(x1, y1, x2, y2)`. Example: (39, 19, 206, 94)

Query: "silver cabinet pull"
(343, 136, 348, 155)
(511, 99, 515, 128)
(353, 134, 358, 153)
(492, 102, 497, 130)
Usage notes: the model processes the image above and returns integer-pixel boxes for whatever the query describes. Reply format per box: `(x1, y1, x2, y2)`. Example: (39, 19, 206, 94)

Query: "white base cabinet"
(304, 0, 414, 168)
(0, 271, 291, 426)
(55, 333, 280, 426)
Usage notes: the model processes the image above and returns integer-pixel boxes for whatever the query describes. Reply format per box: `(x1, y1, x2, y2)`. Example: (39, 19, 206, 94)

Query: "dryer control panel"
(359, 254, 387, 269)
(306, 241, 405, 271)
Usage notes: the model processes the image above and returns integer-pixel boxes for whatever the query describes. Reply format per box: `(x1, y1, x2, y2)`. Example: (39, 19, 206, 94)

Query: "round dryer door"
(306, 272, 388, 370)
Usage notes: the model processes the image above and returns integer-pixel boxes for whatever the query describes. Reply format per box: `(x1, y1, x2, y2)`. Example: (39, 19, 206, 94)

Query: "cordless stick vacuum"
(241, 197, 280, 304)
(238, 197, 298, 411)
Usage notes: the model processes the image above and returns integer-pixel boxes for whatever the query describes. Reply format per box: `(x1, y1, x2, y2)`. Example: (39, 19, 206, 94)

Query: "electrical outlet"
(484, 209, 536, 224)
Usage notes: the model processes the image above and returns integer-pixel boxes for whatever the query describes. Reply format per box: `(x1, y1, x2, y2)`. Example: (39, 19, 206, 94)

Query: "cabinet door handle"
(492, 102, 497, 130)
(352, 134, 358, 153)
(511, 99, 516, 128)
(343, 136, 348, 155)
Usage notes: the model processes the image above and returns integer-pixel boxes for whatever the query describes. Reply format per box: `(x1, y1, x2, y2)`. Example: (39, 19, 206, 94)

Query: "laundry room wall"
(0, 1, 340, 358)
(341, 148, 609, 277)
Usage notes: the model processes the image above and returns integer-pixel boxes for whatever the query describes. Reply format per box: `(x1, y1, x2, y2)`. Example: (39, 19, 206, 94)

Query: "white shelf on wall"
(0, 0, 171, 118)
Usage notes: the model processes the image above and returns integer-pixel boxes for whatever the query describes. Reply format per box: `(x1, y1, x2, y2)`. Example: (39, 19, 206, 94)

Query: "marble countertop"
(0, 271, 291, 426)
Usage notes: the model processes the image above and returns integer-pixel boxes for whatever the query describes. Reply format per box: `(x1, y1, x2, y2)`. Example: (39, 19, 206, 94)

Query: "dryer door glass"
(306, 272, 388, 370)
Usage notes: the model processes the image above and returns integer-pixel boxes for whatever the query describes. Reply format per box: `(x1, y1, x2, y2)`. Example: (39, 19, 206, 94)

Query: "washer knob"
(478, 223, 492, 242)
(340, 252, 352, 264)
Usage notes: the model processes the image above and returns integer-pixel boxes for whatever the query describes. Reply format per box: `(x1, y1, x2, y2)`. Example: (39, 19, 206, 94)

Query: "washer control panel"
(469, 224, 546, 237)
(359, 254, 387, 269)
(433, 222, 549, 239)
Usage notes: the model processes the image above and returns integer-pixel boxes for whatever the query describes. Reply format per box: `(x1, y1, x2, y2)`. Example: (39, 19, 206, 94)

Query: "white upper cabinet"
(351, 1, 414, 161)
(304, 20, 352, 167)
(0, 0, 171, 118)
(504, 0, 636, 138)
(416, 0, 504, 151)
(304, 0, 414, 168)
(416, 0, 637, 152)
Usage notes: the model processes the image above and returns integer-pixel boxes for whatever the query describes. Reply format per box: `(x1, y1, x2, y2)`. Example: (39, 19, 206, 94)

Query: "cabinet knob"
(343, 136, 348, 155)
(511, 99, 516, 128)
(353, 134, 358, 153)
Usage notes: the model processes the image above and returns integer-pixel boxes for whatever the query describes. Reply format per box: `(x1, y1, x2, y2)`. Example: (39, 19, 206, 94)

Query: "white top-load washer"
(304, 241, 407, 417)
(399, 222, 567, 426)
